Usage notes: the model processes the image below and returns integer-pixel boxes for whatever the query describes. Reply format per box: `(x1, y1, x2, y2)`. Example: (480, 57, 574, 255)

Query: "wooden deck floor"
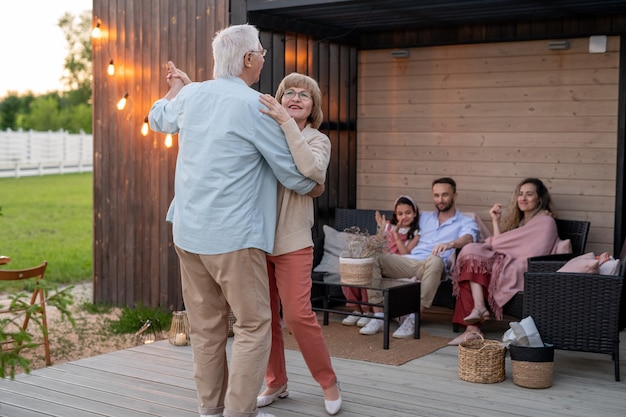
(1, 308, 624, 417)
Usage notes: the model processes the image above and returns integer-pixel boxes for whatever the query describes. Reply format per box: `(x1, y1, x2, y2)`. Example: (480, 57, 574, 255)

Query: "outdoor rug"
(282, 320, 452, 366)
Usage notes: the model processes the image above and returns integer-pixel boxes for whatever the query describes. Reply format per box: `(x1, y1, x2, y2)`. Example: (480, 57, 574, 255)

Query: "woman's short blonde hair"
(275, 73, 324, 129)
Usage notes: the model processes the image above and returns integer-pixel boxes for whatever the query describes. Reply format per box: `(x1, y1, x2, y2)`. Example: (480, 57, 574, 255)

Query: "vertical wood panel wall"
(256, 31, 358, 238)
(92, 0, 227, 309)
(357, 37, 620, 254)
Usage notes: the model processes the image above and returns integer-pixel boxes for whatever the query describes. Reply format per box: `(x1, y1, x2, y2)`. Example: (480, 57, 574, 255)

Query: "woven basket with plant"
(339, 226, 388, 285)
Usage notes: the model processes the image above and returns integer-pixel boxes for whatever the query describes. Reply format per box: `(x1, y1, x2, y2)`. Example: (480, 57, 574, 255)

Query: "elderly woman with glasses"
(256, 73, 342, 416)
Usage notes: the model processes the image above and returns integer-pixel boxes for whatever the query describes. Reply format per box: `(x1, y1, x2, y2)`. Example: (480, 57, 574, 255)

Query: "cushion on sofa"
(556, 252, 599, 274)
(313, 225, 351, 274)
(599, 259, 620, 275)
(555, 238, 572, 254)
(599, 256, 621, 275)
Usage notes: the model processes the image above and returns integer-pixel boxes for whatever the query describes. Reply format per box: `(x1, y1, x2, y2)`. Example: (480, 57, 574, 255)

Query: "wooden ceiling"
(247, 0, 626, 43)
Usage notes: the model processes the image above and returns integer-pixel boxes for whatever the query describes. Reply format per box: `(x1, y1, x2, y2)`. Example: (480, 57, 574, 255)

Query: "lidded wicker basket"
(458, 332, 506, 383)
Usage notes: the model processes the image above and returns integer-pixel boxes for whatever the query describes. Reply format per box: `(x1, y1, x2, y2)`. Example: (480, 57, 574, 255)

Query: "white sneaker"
(356, 313, 373, 327)
(256, 413, 276, 417)
(341, 312, 361, 326)
(359, 317, 383, 335)
(392, 314, 415, 339)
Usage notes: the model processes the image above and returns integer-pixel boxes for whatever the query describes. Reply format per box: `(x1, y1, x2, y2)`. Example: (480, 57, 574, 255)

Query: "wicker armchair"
(523, 256, 624, 381)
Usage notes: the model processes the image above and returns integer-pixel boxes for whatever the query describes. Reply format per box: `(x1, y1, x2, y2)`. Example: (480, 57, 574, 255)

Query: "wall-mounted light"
(107, 60, 115, 76)
(141, 117, 149, 136)
(91, 22, 101, 38)
(391, 49, 410, 58)
(165, 134, 173, 148)
(589, 35, 607, 53)
(117, 93, 129, 110)
(548, 40, 569, 50)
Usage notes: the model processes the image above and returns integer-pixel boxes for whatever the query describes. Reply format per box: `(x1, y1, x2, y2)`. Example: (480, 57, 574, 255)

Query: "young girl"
(341, 195, 421, 327)
(377, 195, 421, 255)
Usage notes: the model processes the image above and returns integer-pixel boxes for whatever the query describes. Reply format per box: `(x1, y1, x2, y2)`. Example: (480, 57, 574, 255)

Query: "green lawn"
(0, 173, 92, 291)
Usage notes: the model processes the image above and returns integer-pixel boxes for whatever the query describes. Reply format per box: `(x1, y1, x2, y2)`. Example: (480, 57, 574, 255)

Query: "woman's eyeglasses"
(283, 89, 312, 101)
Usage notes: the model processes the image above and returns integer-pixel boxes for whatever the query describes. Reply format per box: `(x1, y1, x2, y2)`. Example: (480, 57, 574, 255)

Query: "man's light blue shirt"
(148, 77, 316, 255)
(407, 210, 479, 266)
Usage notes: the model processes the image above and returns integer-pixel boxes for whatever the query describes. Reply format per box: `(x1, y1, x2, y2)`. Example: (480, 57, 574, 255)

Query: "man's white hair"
(212, 24, 260, 79)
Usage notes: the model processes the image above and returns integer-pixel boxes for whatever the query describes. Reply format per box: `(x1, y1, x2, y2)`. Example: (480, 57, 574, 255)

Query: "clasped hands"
(166, 61, 192, 87)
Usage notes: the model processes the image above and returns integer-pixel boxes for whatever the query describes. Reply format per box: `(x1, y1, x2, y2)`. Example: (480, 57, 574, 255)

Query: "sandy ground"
(2, 281, 139, 375)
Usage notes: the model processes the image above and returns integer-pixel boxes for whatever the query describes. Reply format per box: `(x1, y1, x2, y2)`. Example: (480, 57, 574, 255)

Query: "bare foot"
(447, 326, 482, 346)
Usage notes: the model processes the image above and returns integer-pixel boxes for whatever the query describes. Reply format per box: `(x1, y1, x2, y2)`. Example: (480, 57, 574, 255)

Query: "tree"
(0, 93, 34, 131)
(0, 10, 93, 133)
(0, 94, 22, 130)
(58, 10, 93, 106)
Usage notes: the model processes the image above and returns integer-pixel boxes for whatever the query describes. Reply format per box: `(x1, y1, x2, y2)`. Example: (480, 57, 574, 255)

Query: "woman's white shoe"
(324, 395, 342, 415)
(324, 381, 342, 415)
(256, 384, 289, 407)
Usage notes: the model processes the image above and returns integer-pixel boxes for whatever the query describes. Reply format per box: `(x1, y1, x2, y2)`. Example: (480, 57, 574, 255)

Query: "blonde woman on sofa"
(448, 178, 565, 346)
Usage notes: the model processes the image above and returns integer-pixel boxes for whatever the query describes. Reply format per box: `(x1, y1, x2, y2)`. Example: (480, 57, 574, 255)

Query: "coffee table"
(311, 273, 421, 349)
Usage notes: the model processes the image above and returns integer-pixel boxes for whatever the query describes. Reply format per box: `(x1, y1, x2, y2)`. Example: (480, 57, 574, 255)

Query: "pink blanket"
(451, 212, 569, 319)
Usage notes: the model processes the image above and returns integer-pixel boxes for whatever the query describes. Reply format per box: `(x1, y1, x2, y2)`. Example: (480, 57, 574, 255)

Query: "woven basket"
(228, 309, 236, 337)
(339, 257, 374, 286)
(458, 332, 506, 383)
(510, 344, 554, 389)
(511, 361, 553, 389)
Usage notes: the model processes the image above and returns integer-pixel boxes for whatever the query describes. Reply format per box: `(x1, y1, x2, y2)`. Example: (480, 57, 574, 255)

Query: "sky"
(0, 0, 92, 98)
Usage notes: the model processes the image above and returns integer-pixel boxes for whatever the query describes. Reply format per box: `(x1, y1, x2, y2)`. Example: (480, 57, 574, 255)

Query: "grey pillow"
(313, 225, 351, 274)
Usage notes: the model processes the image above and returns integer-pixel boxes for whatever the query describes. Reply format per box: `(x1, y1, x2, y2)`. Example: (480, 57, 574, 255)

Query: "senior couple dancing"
(150, 24, 339, 417)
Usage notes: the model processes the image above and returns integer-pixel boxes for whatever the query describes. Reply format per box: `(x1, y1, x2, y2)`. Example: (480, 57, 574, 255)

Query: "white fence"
(0, 129, 93, 178)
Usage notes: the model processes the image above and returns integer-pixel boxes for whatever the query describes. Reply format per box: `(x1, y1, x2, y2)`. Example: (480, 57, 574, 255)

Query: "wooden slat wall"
(357, 37, 620, 254)
(92, 0, 227, 309)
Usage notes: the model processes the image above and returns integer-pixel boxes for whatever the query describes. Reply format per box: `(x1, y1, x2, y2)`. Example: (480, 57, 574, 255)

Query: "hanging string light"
(141, 117, 150, 136)
(117, 93, 129, 110)
(91, 22, 101, 38)
(94, 19, 171, 149)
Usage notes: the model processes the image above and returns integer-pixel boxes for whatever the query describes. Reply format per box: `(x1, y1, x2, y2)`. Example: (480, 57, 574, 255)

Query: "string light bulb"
(91, 22, 101, 38)
(107, 60, 115, 76)
(141, 117, 149, 136)
(165, 134, 173, 148)
(117, 93, 128, 110)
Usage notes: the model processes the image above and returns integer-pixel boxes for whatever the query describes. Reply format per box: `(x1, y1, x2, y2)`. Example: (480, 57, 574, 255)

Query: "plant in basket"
(339, 226, 388, 286)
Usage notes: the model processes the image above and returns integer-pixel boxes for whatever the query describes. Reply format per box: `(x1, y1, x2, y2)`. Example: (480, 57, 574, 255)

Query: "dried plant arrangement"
(341, 226, 388, 259)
